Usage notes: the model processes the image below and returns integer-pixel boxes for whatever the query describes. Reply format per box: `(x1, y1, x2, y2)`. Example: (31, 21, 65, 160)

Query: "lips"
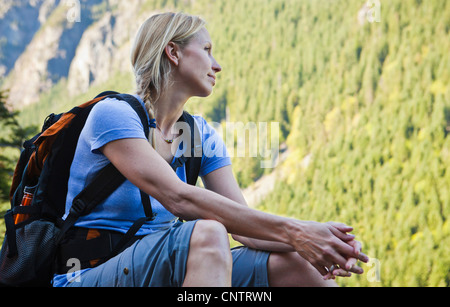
(208, 74, 216, 85)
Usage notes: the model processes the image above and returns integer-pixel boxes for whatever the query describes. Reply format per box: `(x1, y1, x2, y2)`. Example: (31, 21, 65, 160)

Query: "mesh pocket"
(0, 220, 60, 286)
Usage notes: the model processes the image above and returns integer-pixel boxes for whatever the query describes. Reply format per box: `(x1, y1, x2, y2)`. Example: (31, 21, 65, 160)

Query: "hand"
(323, 241, 368, 280)
(323, 222, 369, 280)
(288, 220, 368, 278)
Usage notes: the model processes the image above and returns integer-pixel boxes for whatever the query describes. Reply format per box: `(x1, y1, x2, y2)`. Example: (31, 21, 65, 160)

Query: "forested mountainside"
(1, 0, 449, 286)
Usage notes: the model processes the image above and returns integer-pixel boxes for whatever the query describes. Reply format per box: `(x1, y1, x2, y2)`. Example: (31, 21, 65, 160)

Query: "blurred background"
(0, 0, 449, 286)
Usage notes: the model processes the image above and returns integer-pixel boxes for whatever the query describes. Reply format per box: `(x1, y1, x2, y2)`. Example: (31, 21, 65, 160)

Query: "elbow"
(163, 183, 197, 220)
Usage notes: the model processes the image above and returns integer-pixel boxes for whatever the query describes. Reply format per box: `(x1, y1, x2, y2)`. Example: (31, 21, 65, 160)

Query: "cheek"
(191, 50, 211, 70)
(188, 58, 210, 80)
(181, 54, 204, 74)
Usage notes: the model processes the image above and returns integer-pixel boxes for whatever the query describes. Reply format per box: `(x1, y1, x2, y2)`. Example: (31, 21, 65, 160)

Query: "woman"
(53, 12, 368, 287)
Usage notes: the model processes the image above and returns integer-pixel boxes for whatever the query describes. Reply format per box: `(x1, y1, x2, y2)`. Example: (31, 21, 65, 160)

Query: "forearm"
(174, 183, 299, 247)
(231, 234, 295, 252)
(198, 166, 296, 252)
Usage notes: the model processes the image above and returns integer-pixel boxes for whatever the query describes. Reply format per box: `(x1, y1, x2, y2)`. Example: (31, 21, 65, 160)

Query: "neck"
(153, 85, 189, 134)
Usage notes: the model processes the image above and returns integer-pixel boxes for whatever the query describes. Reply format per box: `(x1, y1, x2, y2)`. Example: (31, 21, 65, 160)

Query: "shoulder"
(84, 96, 148, 151)
(89, 95, 147, 128)
(92, 96, 140, 117)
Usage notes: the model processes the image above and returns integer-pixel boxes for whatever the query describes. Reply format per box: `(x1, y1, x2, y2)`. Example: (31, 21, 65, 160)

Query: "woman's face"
(174, 27, 222, 98)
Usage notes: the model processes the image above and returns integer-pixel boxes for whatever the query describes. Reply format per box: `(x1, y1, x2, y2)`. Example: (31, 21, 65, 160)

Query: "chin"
(189, 81, 215, 98)
(194, 93, 213, 99)
(196, 87, 214, 98)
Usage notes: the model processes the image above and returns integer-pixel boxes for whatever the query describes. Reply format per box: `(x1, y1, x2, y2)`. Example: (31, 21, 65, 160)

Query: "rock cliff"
(0, 0, 141, 108)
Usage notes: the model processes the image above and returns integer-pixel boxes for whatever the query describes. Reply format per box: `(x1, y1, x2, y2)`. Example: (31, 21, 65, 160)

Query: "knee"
(268, 252, 338, 287)
(191, 220, 229, 247)
(190, 220, 232, 267)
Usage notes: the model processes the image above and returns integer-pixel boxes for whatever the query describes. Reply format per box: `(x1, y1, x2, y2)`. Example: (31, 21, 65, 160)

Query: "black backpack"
(0, 91, 202, 287)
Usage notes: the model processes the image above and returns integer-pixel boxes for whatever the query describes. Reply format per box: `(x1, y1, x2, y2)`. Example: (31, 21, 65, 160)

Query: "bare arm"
(101, 138, 289, 241)
(201, 165, 294, 252)
(101, 138, 368, 276)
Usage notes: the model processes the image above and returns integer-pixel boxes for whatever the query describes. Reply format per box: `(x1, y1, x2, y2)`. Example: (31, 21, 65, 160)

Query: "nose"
(212, 57, 222, 73)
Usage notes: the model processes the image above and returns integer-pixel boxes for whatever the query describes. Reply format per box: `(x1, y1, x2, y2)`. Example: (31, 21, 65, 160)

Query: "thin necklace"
(155, 123, 174, 144)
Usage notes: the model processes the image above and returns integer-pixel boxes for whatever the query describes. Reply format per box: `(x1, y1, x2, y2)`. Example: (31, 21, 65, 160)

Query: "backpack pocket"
(0, 219, 60, 287)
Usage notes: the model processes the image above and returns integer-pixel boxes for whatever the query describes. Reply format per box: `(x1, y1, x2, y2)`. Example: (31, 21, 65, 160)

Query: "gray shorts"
(66, 220, 270, 287)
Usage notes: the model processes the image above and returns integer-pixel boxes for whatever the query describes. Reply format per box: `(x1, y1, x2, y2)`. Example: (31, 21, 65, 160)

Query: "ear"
(164, 42, 181, 66)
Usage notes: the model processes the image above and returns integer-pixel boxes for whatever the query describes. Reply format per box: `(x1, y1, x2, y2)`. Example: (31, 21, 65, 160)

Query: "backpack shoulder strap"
(116, 93, 150, 138)
(181, 111, 202, 186)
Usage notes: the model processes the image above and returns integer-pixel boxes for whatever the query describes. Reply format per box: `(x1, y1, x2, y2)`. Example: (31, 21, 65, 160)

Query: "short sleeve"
(196, 116, 231, 177)
(84, 98, 148, 153)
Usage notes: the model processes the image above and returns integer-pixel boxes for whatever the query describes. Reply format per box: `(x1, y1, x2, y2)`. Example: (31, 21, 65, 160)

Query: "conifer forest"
(0, 0, 449, 286)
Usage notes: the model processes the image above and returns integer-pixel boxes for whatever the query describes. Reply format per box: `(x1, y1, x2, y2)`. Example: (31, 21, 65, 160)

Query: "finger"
(348, 264, 364, 274)
(327, 221, 354, 233)
(306, 257, 330, 277)
(322, 262, 341, 279)
(325, 249, 350, 270)
(348, 239, 362, 254)
(316, 264, 330, 277)
(330, 226, 356, 242)
(345, 257, 357, 271)
(332, 238, 360, 262)
(348, 239, 365, 260)
(343, 259, 364, 274)
(323, 272, 333, 280)
(357, 251, 370, 263)
(346, 240, 369, 263)
(333, 269, 352, 278)
(324, 274, 336, 280)
(323, 266, 338, 280)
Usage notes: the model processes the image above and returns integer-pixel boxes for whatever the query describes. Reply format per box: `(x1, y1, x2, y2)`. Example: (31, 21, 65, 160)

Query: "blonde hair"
(131, 12, 206, 148)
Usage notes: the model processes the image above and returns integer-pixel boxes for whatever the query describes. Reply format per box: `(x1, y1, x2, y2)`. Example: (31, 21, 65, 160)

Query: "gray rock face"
(1, 0, 116, 108)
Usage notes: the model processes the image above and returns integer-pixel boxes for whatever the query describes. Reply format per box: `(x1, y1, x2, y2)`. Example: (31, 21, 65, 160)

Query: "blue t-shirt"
(64, 94, 230, 233)
(53, 95, 230, 286)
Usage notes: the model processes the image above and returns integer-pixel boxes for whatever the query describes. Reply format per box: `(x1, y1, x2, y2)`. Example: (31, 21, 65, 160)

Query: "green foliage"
(2, 0, 449, 286)
(0, 201, 7, 244)
(0, 88, 38, 201)
(254, 0, 450, 286)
